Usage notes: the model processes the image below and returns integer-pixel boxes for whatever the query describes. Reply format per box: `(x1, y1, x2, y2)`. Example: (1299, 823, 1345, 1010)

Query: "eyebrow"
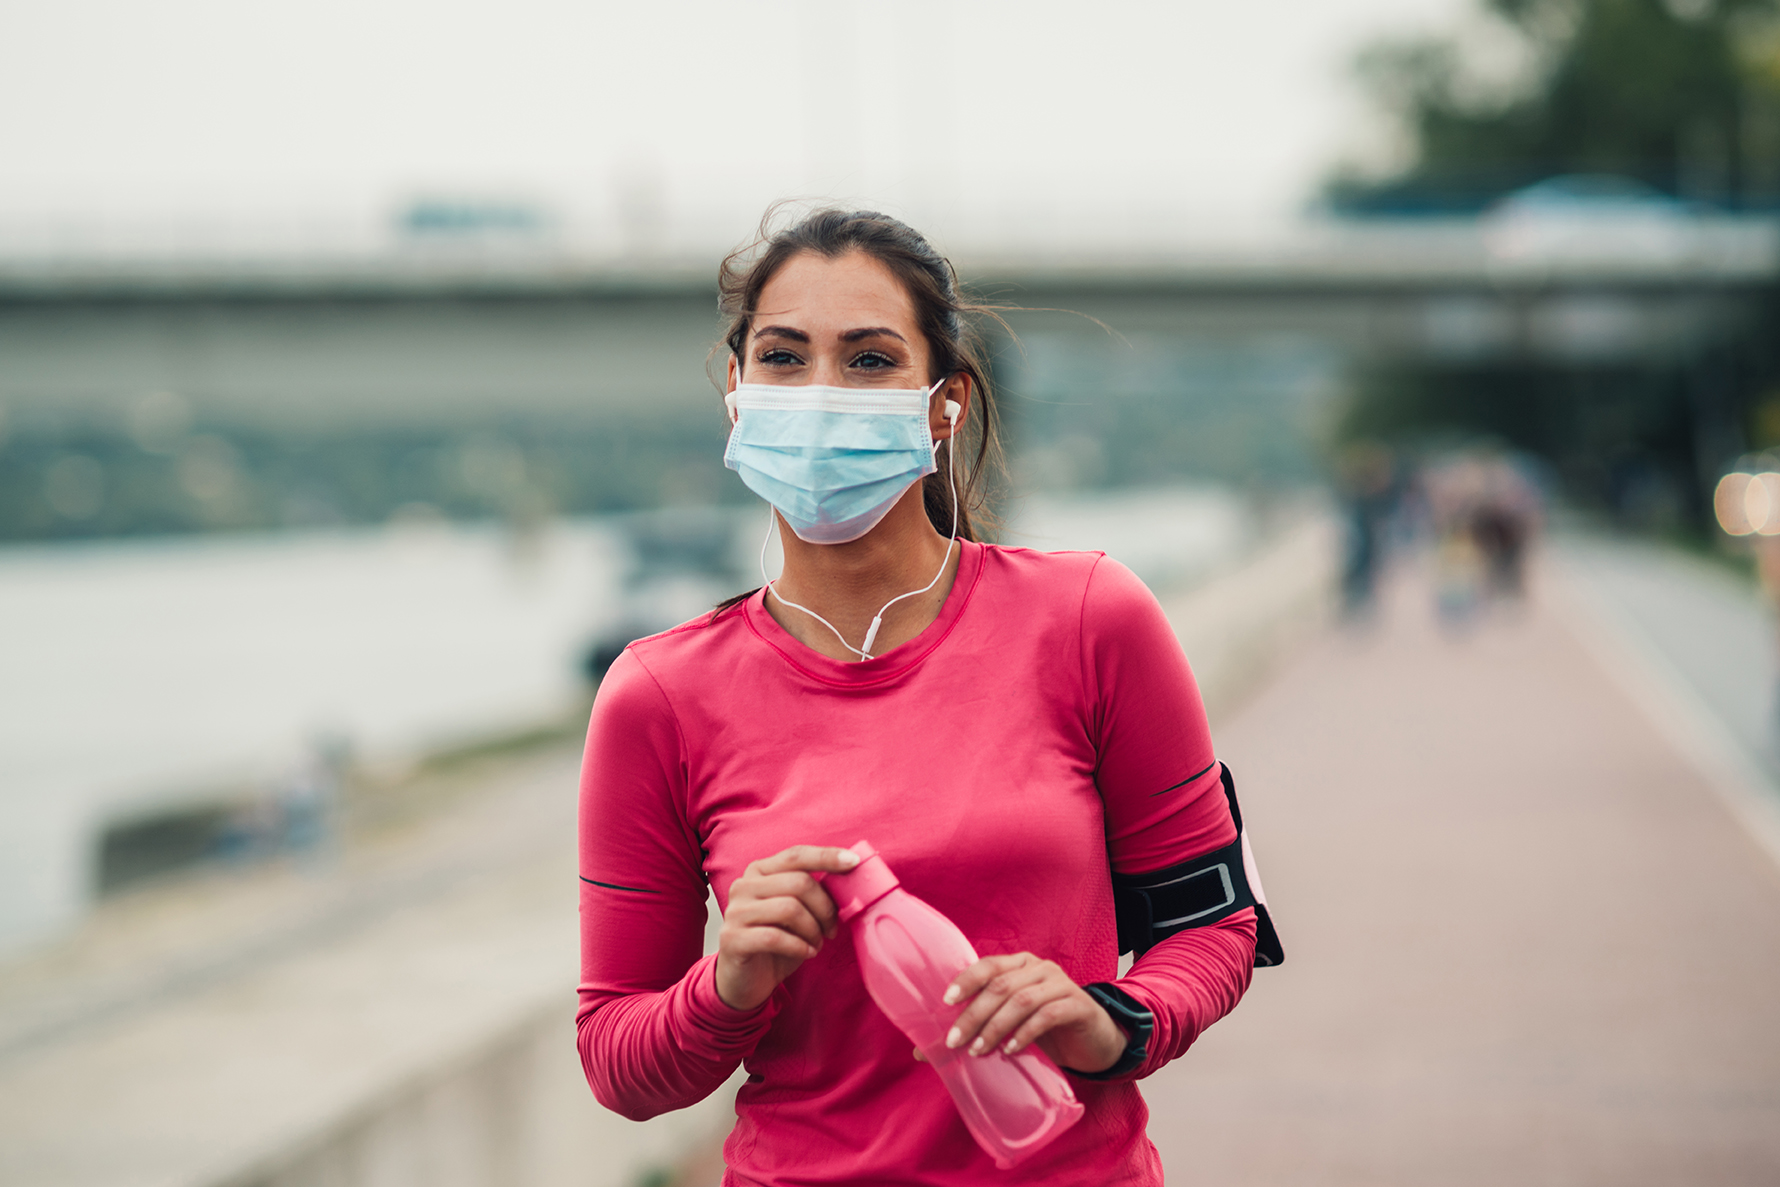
(841, 326, 908, 344)
(751, 325, 908, 345)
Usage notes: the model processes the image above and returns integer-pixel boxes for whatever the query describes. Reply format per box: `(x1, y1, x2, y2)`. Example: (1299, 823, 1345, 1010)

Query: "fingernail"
(837, 850, 860, 868)
(945, 1027, 963, 1049)
(942, 985, 961, 1005)
(1003, 1039, 1019, 1054)
(969, 1037, 985, 1055)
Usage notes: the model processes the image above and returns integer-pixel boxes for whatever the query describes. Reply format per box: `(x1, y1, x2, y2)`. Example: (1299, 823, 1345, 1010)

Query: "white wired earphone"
(760, 395, 963, 661)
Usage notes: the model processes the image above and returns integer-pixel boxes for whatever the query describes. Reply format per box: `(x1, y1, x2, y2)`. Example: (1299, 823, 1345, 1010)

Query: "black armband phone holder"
(1112, 763, 1284, 967)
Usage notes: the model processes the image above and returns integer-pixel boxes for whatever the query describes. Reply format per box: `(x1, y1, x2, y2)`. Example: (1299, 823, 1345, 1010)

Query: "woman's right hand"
(715, 845, 860, 1012)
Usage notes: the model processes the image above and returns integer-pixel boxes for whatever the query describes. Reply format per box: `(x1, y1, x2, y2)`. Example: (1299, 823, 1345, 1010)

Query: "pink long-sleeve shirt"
(577, 541, 1256, 1186)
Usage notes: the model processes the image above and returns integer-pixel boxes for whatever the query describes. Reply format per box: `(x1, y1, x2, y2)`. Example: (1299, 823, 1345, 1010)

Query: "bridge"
(5, 217, 1773, 537)
(4, 218, 1775, 366)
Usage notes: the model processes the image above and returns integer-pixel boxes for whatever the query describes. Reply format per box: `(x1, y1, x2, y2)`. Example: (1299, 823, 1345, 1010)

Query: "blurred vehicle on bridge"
(1481, 174, 1701, 268)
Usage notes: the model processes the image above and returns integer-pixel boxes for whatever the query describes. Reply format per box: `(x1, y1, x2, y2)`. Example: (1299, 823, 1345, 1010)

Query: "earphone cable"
(760, 399, 960, 661)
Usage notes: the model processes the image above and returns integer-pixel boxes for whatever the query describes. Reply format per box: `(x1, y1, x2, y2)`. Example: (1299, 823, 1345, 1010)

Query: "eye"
(756, 347, 803, 367)
(850, 350, 897, 369)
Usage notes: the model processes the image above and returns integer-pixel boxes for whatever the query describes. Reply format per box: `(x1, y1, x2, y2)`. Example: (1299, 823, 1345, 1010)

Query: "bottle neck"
(818, 841, 901, 922)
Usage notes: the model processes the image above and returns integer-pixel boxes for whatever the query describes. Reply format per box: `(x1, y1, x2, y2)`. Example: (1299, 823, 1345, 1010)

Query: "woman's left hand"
(929, 953, 1127, 1074)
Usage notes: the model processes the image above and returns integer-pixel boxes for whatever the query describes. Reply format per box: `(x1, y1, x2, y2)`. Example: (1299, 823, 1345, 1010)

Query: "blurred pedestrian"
(1470, 454, 1541, 600)
(574, 209, 1274, 1185)
(1337, 441, 1397, 618)
(1423, 450, 1542, 628)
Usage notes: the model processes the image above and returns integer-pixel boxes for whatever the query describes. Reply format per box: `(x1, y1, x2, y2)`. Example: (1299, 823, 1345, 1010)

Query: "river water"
(0, 519, 629, 954)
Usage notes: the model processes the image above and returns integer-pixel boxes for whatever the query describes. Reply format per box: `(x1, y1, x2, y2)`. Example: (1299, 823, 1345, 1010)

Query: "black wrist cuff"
(1068, 982, 1154, 1080)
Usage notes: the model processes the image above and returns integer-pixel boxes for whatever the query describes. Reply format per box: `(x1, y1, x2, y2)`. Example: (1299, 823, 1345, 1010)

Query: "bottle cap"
(819, 840, 900, 922)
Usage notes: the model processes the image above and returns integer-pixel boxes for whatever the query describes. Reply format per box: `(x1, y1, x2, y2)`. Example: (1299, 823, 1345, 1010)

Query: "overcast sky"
(0, 0, 1476, 255)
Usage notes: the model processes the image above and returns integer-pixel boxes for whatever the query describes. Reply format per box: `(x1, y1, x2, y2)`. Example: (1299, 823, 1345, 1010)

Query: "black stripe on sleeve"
(579, 875, 663, 894)
(1149, 758, 1220, 797)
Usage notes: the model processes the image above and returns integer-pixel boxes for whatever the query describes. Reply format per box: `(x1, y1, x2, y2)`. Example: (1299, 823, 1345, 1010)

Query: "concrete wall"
(1163, 506, 1342, 721)
(217, 1006, 739, 1187)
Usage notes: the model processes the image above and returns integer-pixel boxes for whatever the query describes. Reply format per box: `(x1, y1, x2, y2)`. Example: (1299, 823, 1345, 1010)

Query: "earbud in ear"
(944, 399, 961, 423)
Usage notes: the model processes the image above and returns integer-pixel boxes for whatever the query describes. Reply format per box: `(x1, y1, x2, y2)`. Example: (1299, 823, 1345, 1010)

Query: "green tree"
(1334, 0, 1780, 211)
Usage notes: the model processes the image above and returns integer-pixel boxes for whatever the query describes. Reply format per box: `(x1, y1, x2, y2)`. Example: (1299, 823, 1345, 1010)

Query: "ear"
(929, 373, 973, 441)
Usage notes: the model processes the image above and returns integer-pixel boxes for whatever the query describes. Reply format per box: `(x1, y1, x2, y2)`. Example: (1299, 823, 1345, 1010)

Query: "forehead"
(752, 250, 918, 334)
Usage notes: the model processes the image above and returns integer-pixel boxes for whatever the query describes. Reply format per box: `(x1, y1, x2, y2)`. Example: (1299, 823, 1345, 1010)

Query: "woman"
(577, 209, 1259, 1185)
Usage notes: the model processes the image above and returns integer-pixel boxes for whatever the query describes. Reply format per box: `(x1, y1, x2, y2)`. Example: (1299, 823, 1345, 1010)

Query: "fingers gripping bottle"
(819, 841, 1084, 1168)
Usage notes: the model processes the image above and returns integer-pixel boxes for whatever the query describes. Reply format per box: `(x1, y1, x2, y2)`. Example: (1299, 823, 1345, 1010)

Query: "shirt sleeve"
(576, 645, 779, 1120)
(1080, 555, 1258, 1077)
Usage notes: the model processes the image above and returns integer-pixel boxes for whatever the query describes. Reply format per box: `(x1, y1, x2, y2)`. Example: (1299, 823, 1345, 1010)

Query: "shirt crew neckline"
(741, 538, 986, 686)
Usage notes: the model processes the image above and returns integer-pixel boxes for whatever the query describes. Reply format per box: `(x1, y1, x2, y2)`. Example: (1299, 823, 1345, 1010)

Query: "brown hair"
(715, 206, 1005, 544)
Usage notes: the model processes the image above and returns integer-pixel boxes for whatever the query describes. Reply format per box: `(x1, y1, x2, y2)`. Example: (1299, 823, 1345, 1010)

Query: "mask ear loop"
(758, 375, 962, 661)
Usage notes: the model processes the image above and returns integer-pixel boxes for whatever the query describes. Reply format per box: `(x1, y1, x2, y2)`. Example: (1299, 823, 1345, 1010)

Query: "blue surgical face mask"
(723, 378, 947, 544)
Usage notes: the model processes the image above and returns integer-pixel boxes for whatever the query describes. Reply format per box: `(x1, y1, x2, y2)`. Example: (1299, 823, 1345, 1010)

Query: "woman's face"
(736, 249, 932, 390)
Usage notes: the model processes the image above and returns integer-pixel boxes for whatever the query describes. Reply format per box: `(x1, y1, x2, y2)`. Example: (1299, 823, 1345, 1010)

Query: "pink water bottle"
(819, 840, 1085, 1168)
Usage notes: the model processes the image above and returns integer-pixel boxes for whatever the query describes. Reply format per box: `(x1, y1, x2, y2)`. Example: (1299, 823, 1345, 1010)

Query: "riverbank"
(0, 503, 1338, 1187)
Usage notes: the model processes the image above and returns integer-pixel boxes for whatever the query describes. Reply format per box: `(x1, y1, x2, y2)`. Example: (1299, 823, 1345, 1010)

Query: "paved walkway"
(1142, 555, 1780, 1185)
(1561, 536, 1779, 782)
